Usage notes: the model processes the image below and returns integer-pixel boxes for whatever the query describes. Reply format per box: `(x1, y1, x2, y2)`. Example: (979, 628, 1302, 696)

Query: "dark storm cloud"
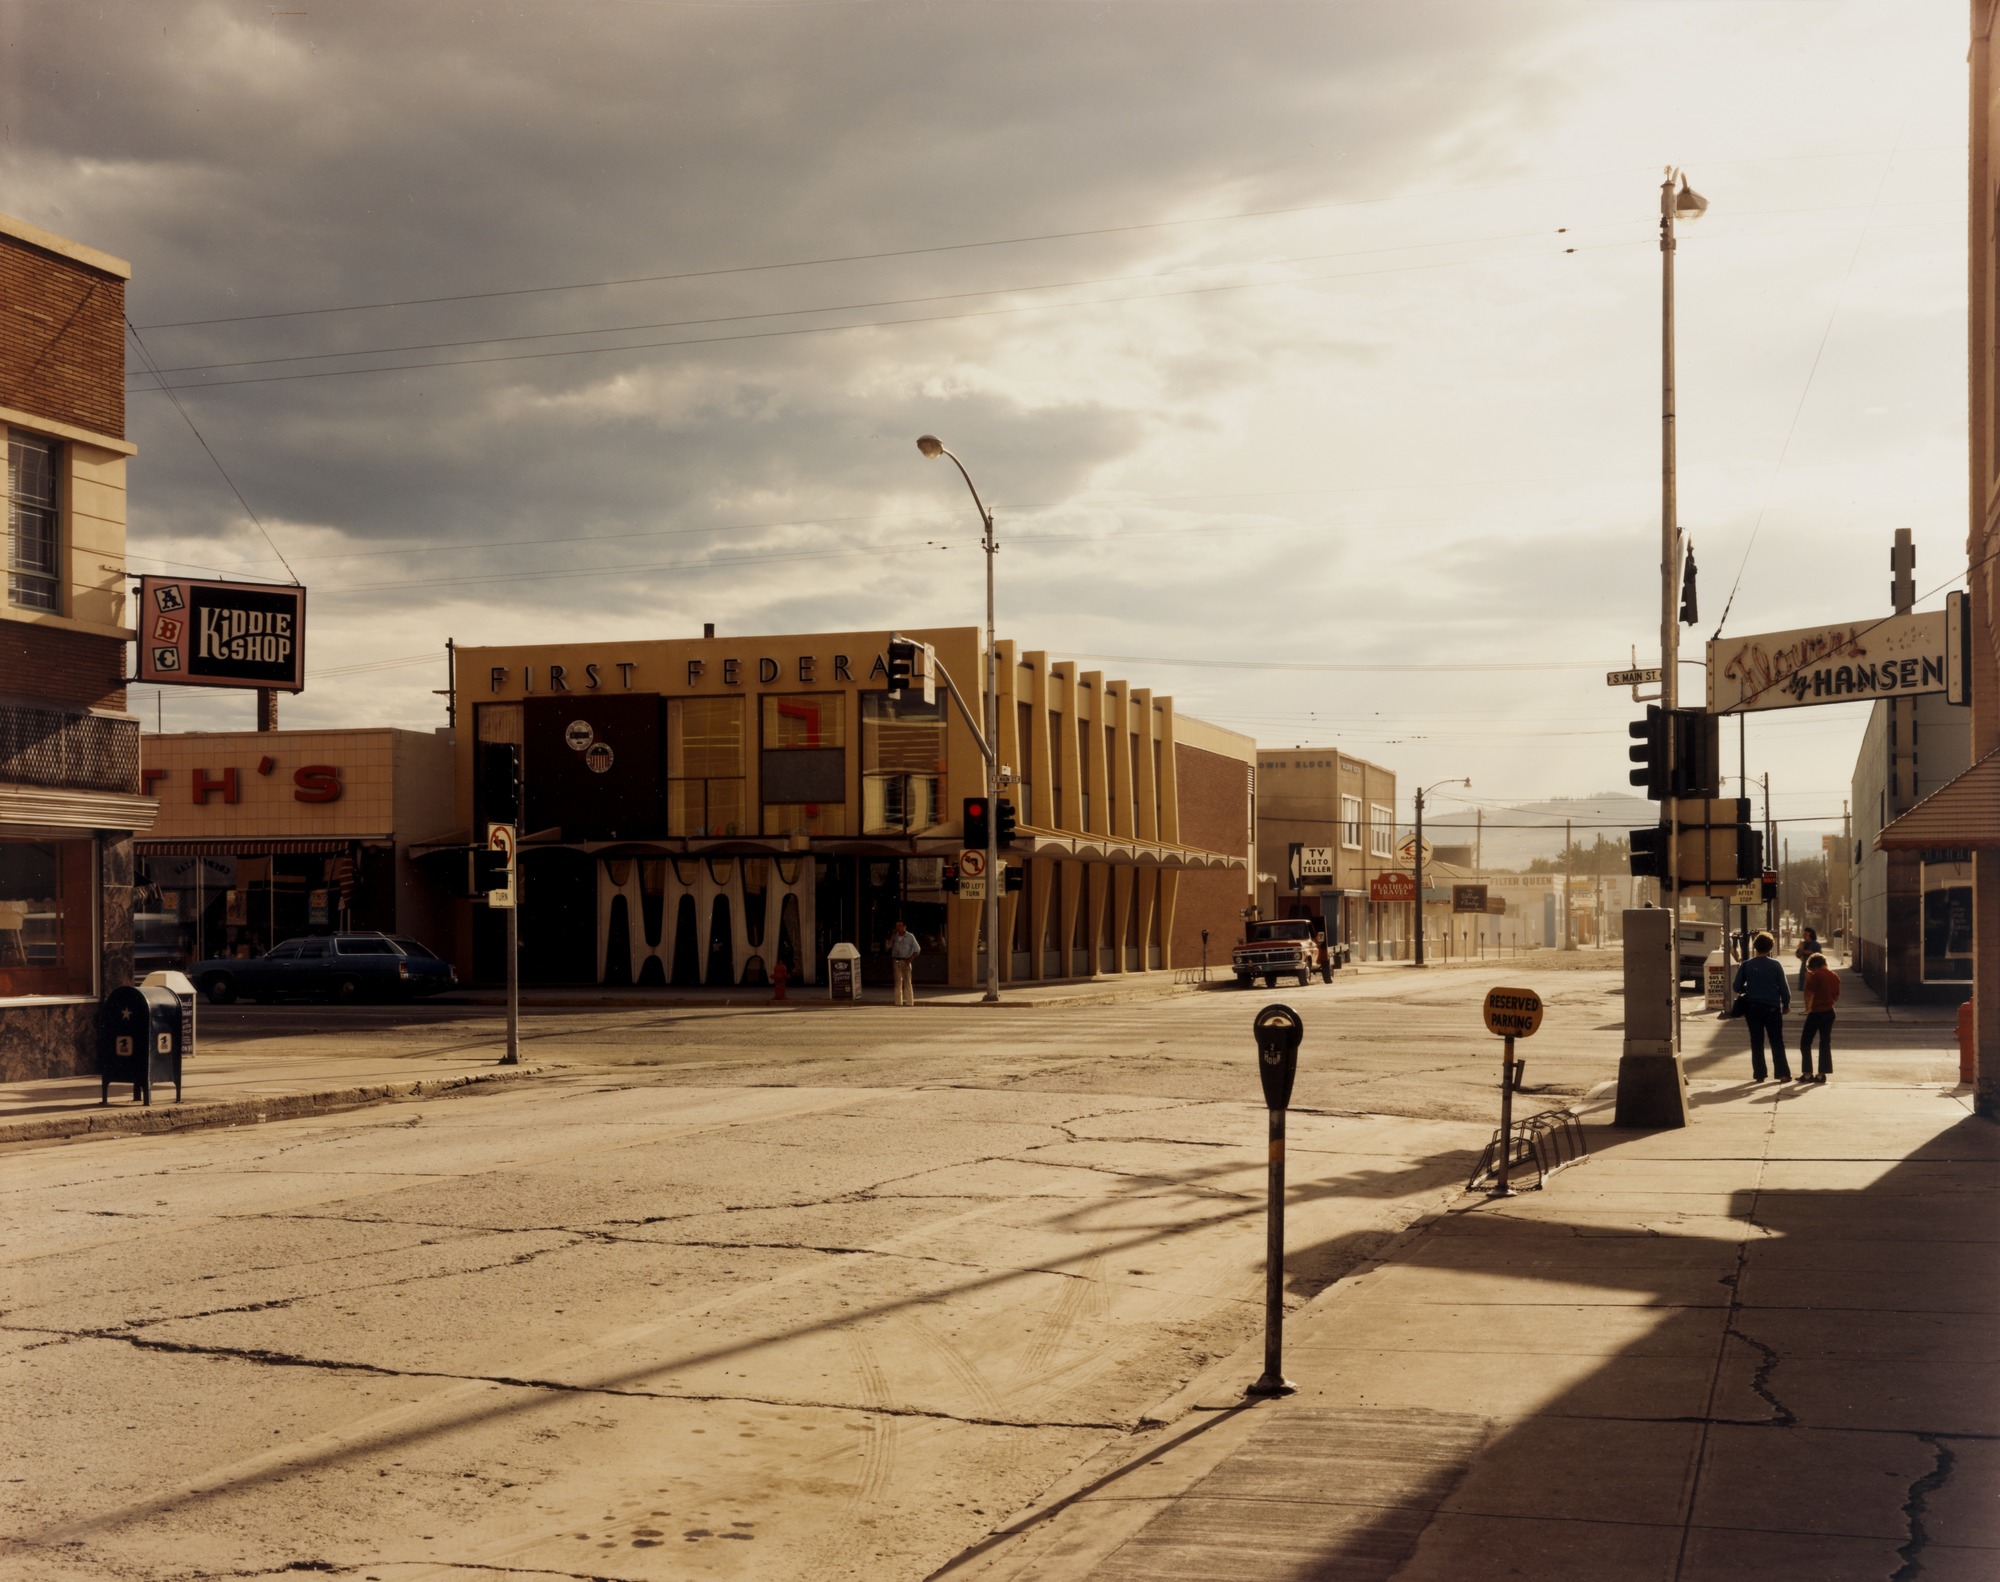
(6, 0, 1556, 597)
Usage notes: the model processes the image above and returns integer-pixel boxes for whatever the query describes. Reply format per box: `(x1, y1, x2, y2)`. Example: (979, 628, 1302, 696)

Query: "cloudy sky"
(3, 0, 1967, 846)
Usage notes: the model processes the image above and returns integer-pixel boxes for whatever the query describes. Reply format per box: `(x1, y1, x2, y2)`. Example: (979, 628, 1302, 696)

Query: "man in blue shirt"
(1732, 931, 1791, 1082)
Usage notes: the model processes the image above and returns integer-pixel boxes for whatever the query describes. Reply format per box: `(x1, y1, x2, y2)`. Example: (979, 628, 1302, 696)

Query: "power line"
(125, 226, 1587, 380)
(124, 319, 301, 583)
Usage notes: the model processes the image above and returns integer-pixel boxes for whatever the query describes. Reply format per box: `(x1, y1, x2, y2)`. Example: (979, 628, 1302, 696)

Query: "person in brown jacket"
(1798, 952, 1840, 1082)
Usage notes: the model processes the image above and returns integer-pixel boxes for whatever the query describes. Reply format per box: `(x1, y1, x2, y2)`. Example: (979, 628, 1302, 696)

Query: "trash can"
(96, 983, 185, 1106)
(827, 942, 862, 1003)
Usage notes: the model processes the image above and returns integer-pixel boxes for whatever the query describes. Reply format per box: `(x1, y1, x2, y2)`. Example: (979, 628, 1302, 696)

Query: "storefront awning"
(1876, 748, 2000, 850)
(0, 786, 158, 832)
(1011, 826, 1246, 871)
(136, 837, 391, 856)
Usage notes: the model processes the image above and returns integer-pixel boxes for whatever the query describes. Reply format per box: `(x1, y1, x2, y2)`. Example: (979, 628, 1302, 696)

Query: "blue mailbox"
(96, 984, 184, 1106)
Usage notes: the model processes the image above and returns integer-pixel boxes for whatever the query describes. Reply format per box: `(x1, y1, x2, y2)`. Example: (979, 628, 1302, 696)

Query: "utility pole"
(1562, 817, 1576, 951)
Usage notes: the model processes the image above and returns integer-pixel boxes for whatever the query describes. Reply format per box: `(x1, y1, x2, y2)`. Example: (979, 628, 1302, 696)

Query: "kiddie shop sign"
(137, 576, 307, 691)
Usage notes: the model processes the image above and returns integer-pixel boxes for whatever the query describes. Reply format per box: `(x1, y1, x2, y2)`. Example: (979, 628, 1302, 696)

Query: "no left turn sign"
(960, 849, 987, 879)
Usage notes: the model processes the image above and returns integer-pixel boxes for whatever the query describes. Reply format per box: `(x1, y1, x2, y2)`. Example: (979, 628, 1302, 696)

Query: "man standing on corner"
(1732, 930, 1792, 1083)
(890, 919, 920, 1007)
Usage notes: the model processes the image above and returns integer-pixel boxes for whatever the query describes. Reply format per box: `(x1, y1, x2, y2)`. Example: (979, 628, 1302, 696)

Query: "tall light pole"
(1410, 777, 1469, 968)
(1659, 166, 1706, 1041)
(917, 435, 1002, 1004)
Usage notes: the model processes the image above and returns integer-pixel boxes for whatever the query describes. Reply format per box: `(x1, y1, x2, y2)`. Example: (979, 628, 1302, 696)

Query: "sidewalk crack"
(1726, 1322, 1795, 1427)
(1890, 1433, 1955, 1582)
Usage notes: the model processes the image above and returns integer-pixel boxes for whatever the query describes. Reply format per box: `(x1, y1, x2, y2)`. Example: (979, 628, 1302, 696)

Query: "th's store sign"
(137, 576, 307, 691)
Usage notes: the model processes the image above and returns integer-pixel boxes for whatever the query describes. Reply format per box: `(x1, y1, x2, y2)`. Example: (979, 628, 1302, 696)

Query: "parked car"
(190, 933, 457, 1004)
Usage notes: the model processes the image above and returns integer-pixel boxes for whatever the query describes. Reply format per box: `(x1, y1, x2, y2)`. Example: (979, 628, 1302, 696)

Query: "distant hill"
(1414, 793, 1656, 872)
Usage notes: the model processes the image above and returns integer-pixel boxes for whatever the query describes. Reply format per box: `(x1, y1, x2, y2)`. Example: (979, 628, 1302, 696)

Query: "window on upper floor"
(1340, 794, 1363, 850)
(7, 431, 60, 613)
(1369, 804, 1395, 859)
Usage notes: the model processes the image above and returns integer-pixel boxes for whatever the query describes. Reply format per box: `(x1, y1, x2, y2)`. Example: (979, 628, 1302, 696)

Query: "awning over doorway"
(1876, 747, 2000, 851)
(136, 837, 389, 856)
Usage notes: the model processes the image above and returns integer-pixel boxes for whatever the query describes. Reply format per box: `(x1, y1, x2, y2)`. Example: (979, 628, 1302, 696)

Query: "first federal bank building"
(443, 628, 1254, 992)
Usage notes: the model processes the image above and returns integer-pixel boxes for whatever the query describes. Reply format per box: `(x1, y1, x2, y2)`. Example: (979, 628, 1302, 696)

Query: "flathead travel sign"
(138, 576, 307, 691)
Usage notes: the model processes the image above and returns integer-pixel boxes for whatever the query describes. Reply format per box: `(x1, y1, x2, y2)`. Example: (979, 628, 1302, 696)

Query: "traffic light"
(1629, 823, 1669, 882)
(1628, 708, 1669, 799)
(886, 638, 917, 696)
(962, 796, 989, 848)
(995, 797, 1018, 848)
(1004, 862, 1024, 893)
(1761, 869, 1778, 904)
(941, 860, 960, 894)
(471, 846, 511, 894)
(1671, 709, 1721, 798)
(1741, 827, 1765, 885)
(478, 741, 521, 825)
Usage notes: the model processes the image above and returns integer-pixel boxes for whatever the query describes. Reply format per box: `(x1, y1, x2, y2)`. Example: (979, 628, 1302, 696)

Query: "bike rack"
(1466, 1107, 1590, 1193)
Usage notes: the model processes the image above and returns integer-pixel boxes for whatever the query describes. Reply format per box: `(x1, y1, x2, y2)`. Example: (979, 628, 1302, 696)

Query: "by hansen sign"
(137, 576, 306, 692)
(1707, 593, 1967, 715)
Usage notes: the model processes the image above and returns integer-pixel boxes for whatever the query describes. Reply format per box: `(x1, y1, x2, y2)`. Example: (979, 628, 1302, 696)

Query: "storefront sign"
(137, 577, 307, 691)
(1369, 872, 1416, 903)
(1707, 593, 1967, 714)
(1287, 844, 1334, 887)
(1452, 884, 1489, 914)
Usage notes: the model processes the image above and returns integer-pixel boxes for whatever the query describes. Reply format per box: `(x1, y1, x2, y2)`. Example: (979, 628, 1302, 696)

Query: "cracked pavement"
(2, 971, 1551, 1581)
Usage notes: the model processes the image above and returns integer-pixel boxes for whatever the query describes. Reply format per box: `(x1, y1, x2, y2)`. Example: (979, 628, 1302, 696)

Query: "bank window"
(0, 837, 94, 1000)
(7, 431, 60, 613)
(761, 694, 847, 836)
(669, 697, 746, 836)
(1369, 804, 1395, 859)
(1340, 795, 1363, 850)
(862, 692, 946, 835)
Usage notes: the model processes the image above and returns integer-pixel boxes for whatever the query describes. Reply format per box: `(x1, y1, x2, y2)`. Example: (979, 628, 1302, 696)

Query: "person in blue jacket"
(1732, 931, 1791, 1082)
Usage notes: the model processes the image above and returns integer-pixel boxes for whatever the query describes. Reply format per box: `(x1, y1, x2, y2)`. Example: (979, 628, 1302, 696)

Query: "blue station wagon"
(190, 932, 458, 1005)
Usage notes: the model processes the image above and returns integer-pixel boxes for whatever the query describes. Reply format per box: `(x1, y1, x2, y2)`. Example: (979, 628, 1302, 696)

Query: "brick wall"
(1172, 740, 1254, 963)
(0, 232, 126, 439)
(1, 619, 127, 711)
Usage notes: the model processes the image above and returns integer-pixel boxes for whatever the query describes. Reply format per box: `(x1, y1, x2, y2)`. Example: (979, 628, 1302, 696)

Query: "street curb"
(0, 1062, 557, 1146)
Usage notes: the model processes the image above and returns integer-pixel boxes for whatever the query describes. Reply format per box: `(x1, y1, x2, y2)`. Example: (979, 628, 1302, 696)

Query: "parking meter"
(1248, 1003, 1303, 1398)
(1253, 1003, 1303, 1111)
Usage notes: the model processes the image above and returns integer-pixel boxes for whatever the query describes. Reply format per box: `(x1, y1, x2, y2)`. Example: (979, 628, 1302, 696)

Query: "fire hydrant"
(772, 959, 789, 1001)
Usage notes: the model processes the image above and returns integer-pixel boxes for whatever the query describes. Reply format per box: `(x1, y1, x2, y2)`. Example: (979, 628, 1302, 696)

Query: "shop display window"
(862, 692, 947, 835)
(668, 697, 745, 836)
(0, 837, 94, 999)
(761, 694, 846, 835)
(1921, 855, 1974, 983)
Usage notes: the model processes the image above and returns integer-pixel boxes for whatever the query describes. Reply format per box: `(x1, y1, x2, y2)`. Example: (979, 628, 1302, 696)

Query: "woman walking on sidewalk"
(1733, 931, 1792, 1082)
(1798, 952, 1840, 1082)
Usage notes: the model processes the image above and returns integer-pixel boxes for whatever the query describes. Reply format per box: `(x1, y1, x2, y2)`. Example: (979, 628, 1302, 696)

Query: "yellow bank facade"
(449, 628, 1253, 991)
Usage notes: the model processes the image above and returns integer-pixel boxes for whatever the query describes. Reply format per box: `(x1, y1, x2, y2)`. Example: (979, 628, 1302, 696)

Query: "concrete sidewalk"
(938, 1000, 1993, 1581)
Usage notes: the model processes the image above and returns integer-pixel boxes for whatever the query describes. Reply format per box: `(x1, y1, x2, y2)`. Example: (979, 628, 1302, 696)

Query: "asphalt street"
(0, 963, 1957, 1581)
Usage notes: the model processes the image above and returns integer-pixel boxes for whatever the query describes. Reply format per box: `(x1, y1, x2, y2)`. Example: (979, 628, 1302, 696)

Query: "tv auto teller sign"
(137, 576, 306, 691)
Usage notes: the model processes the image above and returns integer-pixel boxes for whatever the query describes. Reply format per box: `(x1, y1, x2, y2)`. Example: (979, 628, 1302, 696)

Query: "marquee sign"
(1707, 593, 1966, 715)
(137, 576, 306, 692)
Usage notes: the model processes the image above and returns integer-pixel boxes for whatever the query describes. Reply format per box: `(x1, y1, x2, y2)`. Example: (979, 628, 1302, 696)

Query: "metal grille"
(0, 705, 140, 794)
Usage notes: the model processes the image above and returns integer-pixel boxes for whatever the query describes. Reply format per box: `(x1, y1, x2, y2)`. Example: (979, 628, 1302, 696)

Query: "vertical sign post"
(1482, 987, 1544, 1198)
(487, 824, 519, 1066)
(1248, 1004, 1304, 1398)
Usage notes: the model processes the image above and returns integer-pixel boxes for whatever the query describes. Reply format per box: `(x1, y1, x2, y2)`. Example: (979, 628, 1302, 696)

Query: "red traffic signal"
(962, 797, 990, 848)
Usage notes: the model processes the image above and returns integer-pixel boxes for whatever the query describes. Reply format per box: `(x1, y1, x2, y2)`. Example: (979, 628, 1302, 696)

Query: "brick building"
(442, 629, 1253, 990)
(1253, 748, 1406, 958)
(1, 212, 154, 1080)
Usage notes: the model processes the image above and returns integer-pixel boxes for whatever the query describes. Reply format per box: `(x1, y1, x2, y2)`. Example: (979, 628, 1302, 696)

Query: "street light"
(1410, 777, 1469, 968)
(916, 434, 1002, 1005)
(1659, 168, 1705, 1044)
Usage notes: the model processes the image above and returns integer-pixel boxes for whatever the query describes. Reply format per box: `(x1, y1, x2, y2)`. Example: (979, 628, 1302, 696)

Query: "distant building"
(1851, 690, 1973, 1003)
(0, 213, 154, 1080)
(1253, 748, 1405, 958)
